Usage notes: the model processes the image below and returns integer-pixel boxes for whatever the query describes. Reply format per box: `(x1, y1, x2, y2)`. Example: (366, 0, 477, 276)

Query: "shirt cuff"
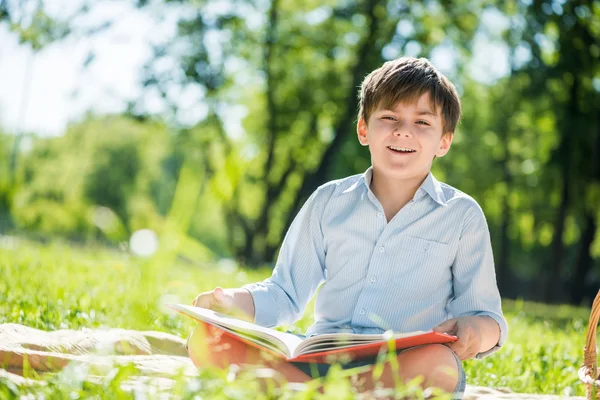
(241, 282, 279, 328)
(474, 312, 508, 359)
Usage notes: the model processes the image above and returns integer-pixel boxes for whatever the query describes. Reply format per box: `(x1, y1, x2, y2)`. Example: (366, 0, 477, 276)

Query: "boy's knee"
(187, 323, 276, 369)
(396, 344, 460, 392)
(187, 324, 212, 368)
(187, 323, 241, 368)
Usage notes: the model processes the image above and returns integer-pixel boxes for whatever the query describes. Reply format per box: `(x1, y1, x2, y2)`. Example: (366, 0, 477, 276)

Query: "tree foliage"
(10, 116, 173, 241)
(0, 0, 599, 304)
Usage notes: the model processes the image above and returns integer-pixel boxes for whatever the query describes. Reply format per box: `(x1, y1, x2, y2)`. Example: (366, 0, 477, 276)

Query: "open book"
(169, 304, 458, 364)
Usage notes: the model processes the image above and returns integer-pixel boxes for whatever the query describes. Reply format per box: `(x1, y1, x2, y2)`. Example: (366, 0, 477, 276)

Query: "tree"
(135, 0, 483, 266)
(517, 0, 600, 303)
(11, 115, 174, 241)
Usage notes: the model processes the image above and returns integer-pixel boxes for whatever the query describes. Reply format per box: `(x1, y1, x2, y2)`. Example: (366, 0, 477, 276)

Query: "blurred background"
(0, 0, 599, 305)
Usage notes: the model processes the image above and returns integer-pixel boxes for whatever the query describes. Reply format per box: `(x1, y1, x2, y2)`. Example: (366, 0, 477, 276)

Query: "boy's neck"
(370, 168, 429, 220)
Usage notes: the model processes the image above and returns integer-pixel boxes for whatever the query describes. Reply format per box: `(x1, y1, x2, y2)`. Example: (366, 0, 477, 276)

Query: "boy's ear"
(435, 132, 453, 158)
(357, 117, 369, 146)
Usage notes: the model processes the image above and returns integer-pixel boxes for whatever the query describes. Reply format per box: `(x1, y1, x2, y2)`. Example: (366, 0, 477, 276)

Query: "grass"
(0, 238, 593, 398)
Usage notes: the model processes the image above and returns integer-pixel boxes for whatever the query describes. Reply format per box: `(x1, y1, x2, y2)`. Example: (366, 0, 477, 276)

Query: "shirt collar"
(420, 171, 447, 206)
(344, 166, 447, 206)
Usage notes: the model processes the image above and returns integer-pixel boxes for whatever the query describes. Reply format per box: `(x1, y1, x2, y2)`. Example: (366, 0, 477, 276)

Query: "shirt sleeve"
(448, 201, 508, 359)
(242, 187, 327, 328)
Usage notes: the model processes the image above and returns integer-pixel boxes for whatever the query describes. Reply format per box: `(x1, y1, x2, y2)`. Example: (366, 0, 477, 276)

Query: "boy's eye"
(416, 121, 430, 126)
(382, 116, 397, 121)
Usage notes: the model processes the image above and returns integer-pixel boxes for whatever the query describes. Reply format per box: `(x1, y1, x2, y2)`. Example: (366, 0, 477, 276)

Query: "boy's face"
(357, 91, 452, 180)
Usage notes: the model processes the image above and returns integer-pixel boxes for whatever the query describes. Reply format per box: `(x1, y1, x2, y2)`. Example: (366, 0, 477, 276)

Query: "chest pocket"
(392, 235, 452, 294)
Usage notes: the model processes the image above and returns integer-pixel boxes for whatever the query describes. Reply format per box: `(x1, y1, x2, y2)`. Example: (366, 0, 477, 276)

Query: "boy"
(190, 57, 507, 398)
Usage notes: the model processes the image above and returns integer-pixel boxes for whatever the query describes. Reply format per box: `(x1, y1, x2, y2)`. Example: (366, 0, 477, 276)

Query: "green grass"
(0, 239, 593, 398)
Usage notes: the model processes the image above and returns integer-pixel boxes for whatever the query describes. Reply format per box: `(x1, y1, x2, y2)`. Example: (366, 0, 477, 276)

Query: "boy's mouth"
(387, 146, 416, 154)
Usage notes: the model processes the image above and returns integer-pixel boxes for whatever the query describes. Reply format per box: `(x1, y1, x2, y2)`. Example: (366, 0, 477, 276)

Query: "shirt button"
(379, 246, 385, 253)
(359, 309, 365, 315)
(377, 212, 383, 218)
(370, 277, 376, 283)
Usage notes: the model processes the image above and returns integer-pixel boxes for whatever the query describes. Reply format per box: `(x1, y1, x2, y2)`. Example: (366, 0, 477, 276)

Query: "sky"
(0, 1, 513, 138)
(0, 1, 170, 137)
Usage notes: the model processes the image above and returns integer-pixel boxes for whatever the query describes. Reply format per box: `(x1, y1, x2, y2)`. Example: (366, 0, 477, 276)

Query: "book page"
(169, 304, 304, 358)
(294, 331, 428, 356)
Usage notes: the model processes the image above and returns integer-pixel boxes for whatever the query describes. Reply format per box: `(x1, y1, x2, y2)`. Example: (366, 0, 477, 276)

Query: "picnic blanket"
(0, 323, 197, 394)
(0, 324, 582, 399)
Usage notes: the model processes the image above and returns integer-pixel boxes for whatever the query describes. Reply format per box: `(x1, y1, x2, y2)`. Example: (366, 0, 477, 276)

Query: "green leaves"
(0, 0, 599, 298)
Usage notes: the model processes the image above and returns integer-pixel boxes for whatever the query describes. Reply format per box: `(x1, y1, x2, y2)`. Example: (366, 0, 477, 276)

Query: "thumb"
(433, 318, 458, 334)
(213, 287, 234, 309)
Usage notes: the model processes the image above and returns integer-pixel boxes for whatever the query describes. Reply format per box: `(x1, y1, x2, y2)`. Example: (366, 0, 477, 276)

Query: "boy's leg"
(186, 323, 311, 384)
(352, 344, 461, 394)
(187, 325, 462, 395)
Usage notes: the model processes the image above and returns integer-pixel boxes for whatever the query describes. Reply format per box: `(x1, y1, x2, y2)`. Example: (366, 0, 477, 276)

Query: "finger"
(458, 337, 479, 360)
(458, 341, 478, 360)
(433, 318, 458, 334)
(464, 346, 479, 360)
(213, 287, 227, 307)
(447, 340, 463, 356)
(214, 287, 225, 301)
(454, 322, 478, 359)
(192, 292, 213, 309)
(213, 287, 235, 312)
(465, 339, 480, 360)
(449, 330, 470, 358)
(192, 295, 201, 306)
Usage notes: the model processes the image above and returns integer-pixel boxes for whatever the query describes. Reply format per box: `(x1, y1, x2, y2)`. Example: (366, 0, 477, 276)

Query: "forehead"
(376, 91, 439, 115)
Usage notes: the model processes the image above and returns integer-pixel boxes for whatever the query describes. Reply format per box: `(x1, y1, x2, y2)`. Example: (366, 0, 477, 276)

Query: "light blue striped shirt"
(244, 167, 508, 358)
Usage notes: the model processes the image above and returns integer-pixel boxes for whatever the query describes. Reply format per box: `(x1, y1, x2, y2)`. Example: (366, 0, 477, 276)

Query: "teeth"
(388, 146, 415, 152)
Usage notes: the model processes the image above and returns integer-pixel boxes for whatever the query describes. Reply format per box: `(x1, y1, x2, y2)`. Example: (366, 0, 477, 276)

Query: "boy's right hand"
(192, 287, 255, 322)
(192, 287, 234, 313)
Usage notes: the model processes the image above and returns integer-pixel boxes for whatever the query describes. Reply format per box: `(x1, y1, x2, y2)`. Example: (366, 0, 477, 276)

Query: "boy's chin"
(375, 164, 431, 179)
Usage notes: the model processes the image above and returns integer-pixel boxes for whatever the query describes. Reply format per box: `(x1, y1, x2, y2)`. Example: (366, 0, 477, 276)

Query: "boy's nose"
(393, 127, 412, 137)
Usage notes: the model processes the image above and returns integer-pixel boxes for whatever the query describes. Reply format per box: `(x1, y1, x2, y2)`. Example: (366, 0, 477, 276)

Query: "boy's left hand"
(432, 316, 482, 360)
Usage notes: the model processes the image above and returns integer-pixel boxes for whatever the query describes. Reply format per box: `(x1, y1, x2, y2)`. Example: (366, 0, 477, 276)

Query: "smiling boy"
(190, 57, 508, 398)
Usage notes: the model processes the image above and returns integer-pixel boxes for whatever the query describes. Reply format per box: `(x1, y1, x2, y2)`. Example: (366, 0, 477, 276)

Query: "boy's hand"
(432, 316, 482, 360)
(193, 287, 235, 313)
(192, 287, 255, 322)
(433, 315, 500, 360)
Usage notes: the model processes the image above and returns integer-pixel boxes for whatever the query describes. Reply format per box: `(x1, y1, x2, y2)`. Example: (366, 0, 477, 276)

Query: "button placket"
(354, 214, 390, 325)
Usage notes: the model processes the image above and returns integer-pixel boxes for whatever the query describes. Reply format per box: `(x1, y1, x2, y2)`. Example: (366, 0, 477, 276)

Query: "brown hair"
(358, 57, 461, 135)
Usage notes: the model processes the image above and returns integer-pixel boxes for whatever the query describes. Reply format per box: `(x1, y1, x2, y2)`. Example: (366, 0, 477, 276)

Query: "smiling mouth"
(387, 146, 416, 154)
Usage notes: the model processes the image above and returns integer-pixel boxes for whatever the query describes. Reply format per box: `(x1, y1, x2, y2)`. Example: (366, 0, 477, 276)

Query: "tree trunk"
(571, 214, 597, 304)
(498, 161, 512, 293)
(544, 81, 578, 303)
(496, 77, 514, 294)
(283, 0, 384, 235)
(250, 0, 281, 264)
(262, 116, 319, 262)
(545, 167, 569, 303)
(570, 109, 600, 303)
